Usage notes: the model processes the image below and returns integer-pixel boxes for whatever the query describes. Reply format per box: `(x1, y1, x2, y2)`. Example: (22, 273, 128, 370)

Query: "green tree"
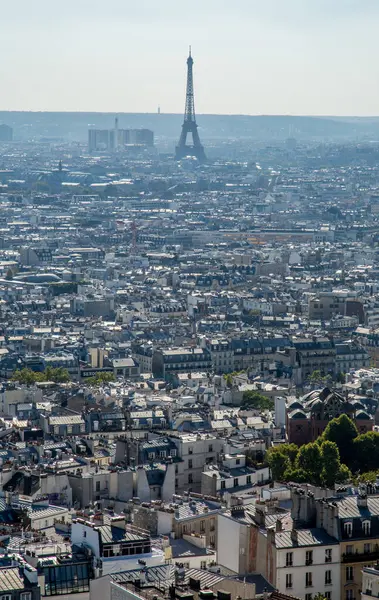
(335, 372, 346, 384)
(267, 450, 290, 481)
(354, 471, 378, 485)
(296, 442, 322, 484)
(352, 431, 379, 473)
(283, 467, 309, 483)
(266, 444, 299, 480)
(11, 368, 45, 385)
(11, 366, 70, 385)
(44, 366, 70, 383)
(85, 372, 115, 385)
(320, 440, 346, 488)
(241, 390, 274, 411)
(336, 463, 351, 484)
(322, 414, 358, 467)
(309, 370, 332, 388)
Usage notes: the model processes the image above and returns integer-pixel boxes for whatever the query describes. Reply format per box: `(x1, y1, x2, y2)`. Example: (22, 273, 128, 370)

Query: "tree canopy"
(352, 431, 379, 473)
(11, 366, 70, 384)
(241, 390, 274, 411)
(267, 440, 351, 487)
(85, 372, 115, 385)
(321, 414, 358, 466)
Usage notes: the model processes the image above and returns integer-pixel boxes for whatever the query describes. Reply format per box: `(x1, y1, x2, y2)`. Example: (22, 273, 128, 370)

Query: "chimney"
(291, 528, 298, 544)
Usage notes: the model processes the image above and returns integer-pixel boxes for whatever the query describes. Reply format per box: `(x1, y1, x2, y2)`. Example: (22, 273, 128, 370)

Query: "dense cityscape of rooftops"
(2, 49, 379, 600)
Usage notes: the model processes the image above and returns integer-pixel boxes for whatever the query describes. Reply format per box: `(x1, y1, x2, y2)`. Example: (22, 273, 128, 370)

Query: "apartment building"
(170, 433, 223, 493)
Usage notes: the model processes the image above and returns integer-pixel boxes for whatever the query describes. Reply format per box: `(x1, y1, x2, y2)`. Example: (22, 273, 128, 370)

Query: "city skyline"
(2, 0, 379, 116)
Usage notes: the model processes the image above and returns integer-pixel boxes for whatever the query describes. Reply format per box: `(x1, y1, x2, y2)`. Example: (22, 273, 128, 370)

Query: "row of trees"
(267, 439, 350, 487)
(11, 367, 70, 384)
(267, 414, 379, 487)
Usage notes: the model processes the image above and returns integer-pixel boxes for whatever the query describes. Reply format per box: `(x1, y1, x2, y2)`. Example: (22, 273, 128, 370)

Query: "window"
(159, 450, 166, 459)
(221, 480, 225, 489)
(346, 591, 354, 600)
(200, 520, 205, 533)
(188, 474, 193, 484)
(83, 531, 87, 538)
(325, 593, 331, 600)
(183, 525, 187, 534)
(344, 521, 353, 537)
(148, 452, 155, 460)
(236, 458, 240, 465)
(21, 594, 31, 600)
(346, 566, 354, 582)
(210, 518, 215, 531)
(189, 447, 193, 455)
(247, 475, 251, 485)
(364, 543, 371, 554)
(306, 550, 313, 565)
(200, 561, 207, 570)
(285, 574, 292, 589)
(366, 581, 372, 596)
(234, 478, 239, 487)
(188, 459, 193, 469)
(305, 572, 313, 588)
(363, 520, 371, 536)
(96, 481, 100, 492)
(209, 445, 213, 452)
(346, 545, 354, 555)
(170, 449, 177, 457)
(286, 552, 293, 567)
(305, 595, 313, 600)
(325, 570, 332, 585)
(1, 595, 11, 600)
(325, 548, 332, 563)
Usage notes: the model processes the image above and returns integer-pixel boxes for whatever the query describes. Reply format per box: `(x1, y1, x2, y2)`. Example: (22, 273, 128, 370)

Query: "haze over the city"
(2, 0, 379, 115)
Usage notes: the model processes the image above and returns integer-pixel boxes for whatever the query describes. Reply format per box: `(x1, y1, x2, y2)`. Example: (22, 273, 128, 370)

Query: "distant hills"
(1, 111, 379, 142)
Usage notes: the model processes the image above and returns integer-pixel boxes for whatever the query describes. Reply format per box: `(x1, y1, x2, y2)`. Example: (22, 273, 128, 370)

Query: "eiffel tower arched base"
(175, 143, 206, 162)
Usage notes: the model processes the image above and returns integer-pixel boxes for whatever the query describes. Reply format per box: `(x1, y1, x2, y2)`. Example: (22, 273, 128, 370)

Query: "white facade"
(362, 566, 379, 600)
(217, 512, 244, 574)
(276, 543, 340, 600)
(172, 433, 223, 493)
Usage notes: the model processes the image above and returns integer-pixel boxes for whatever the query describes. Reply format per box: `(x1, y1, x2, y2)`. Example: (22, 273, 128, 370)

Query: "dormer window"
(363, 520, 371, 536)
(344, 521, 353, 537)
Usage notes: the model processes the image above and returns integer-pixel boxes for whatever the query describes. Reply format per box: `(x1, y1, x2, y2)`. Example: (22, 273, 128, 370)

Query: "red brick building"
(287, 387, 373, 446)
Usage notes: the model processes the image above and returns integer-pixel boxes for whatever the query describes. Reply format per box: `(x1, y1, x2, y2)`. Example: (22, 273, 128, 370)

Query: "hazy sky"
(2, 0, 379, 115)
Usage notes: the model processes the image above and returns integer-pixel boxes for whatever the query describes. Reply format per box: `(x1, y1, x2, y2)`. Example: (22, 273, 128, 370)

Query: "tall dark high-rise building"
(0, 124, 13, 142)
(175, 48, 206, 162)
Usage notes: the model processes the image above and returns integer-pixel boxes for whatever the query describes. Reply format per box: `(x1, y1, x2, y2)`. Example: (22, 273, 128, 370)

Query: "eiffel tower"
(175, 47, 206, 162)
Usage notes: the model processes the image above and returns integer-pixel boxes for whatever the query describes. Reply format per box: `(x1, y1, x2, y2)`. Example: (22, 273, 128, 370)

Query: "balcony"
(342, 550, 379, 563)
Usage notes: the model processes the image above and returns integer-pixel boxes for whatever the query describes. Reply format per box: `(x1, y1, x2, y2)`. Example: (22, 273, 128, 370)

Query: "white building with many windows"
(271, 526, 341, 600)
